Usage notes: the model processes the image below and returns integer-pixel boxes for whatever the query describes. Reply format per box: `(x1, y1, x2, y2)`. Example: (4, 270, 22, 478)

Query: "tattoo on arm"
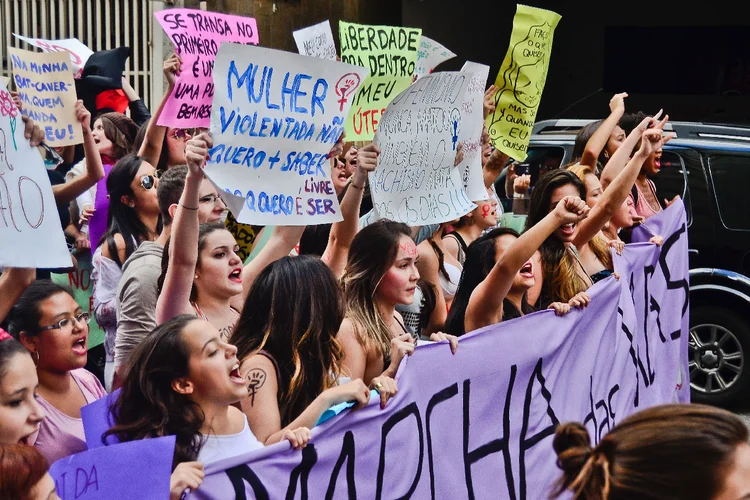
(247, 368, 267, 406)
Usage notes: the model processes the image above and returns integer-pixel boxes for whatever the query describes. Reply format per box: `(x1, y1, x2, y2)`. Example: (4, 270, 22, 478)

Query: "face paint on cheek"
(481, 204, 492, 218)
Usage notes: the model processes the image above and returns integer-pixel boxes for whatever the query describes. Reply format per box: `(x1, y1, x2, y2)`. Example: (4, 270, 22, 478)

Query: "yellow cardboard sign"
(486, 5, 561, 161)
(9, 47, 82, 146)
(224, 211, 263, 263)
(339, 22, 421, 141)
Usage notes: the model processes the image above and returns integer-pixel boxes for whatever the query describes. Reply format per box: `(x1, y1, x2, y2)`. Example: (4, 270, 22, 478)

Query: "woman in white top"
(416, 223, 463, 322)
(105, 315, 308, 499)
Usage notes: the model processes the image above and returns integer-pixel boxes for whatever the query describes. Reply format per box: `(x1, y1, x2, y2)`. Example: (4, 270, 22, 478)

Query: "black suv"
(506, 119, 750, 406)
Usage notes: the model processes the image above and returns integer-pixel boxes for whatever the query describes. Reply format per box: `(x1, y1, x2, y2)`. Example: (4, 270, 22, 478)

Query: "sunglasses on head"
(140, 170, 162, 190)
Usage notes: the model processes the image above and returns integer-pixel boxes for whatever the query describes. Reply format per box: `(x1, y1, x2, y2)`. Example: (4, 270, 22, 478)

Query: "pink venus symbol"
(335, 73, 361, 112)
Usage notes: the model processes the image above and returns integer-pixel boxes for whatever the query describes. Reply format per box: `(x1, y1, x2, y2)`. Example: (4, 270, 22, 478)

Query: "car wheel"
(689, 307, 750, 406)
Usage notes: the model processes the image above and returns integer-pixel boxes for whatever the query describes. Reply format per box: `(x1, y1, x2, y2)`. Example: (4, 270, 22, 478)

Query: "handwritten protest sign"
(155, 8, 259, 128)
(10, 48, 82, 146)
(0, 80, 72, 268)
(14, 35, 93, 78)
(49, 436, 175, 500)
(339, 22, 421, 141)
(414, 35, 456, 80)
(188, 203, 689, 499)
(51, 252, 105, 349)
(459, 61, 491, 201)
(293, 20, 337, 61)
(370, 72, 475, 225)
(205, 43, 368, 225)
(486, 5, 561, 161)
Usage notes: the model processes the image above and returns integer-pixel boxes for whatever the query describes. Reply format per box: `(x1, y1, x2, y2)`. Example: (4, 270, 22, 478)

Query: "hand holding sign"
(155, 9, 260, 128)
(22, 115, 46, 147)
(483, 84, 499, 119)
(369, 375, 398, 409)
(283, 427, 313, 450)
(324, 378, 371, 410)
(170, 461, 205, 500)
(383, 332, 415, 378)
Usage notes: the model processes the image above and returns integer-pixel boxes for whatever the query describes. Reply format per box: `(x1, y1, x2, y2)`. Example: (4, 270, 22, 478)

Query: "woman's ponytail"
(552, 422, 611, 499)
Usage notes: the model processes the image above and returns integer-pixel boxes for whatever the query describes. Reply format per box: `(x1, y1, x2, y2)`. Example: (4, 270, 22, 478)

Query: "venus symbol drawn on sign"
(335, 73, 361, 112)
(450, 108, 460, 151)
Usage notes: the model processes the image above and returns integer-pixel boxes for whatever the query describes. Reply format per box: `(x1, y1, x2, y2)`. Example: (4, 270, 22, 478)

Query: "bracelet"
(350, 183, 364, 190)
(514, 193, 526, 199)
(180, 204, 199, 210)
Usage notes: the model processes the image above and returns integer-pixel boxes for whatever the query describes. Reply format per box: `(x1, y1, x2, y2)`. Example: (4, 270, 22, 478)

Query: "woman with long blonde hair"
(526, 123, 668, 305)
(339, 220, 457, 387)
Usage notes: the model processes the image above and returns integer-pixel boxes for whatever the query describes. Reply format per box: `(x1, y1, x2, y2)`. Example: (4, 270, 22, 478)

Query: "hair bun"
(553, 422, 593, 477)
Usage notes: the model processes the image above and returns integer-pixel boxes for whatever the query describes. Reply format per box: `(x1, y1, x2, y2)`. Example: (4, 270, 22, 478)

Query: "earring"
(604, 151, 610, 159)
(129, 203, 135, 208)
(194, 275, 199, 279)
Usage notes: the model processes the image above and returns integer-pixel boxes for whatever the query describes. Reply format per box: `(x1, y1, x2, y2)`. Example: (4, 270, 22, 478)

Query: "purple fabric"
(49, 436, 175, 500)
(184, 202, 690, 499)
(88, 163, 114, 249)
(81, 388, 121, 449)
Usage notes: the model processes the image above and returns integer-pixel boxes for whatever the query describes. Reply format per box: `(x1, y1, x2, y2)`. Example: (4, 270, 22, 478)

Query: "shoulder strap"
(256, 350, 283, 386)
(451, 232, 469, 253)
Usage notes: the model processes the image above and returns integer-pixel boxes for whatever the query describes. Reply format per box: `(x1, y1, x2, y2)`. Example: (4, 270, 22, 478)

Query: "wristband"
(350, 183, 364, 190)
(180, 204, 199, 210)
(514, 193, 526, 199)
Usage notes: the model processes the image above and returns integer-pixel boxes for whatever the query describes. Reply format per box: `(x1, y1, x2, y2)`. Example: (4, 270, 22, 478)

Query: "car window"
(708, 154, 750, 231)
(493, 146, 566, 213)
(654, 150, 691, 225)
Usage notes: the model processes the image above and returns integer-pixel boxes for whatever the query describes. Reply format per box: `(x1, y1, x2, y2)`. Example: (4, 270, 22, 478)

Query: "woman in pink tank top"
(7, 281, 106, 464)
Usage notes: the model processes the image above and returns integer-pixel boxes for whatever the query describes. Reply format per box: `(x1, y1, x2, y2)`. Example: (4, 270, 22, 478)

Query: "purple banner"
(185, 203, 689, 499)
(50, 436, 175, 500)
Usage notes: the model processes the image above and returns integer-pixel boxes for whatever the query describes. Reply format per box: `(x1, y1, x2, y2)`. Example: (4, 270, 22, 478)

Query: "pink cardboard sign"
(155, 8, 259, 128)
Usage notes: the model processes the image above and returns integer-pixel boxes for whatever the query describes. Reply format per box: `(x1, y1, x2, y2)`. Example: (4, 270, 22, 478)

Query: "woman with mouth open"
(526, 124, 671, 307)
(0, 333, 46, 448)
(106, 315, 310, 500)
(445, 197, 591, 337)
(6, 281, 106, 464)
(156, 133, 308, 340)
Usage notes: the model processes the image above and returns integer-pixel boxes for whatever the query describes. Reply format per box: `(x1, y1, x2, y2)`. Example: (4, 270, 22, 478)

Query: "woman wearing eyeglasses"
(93, 155, 162, 390)
(7, 281, 106, 464)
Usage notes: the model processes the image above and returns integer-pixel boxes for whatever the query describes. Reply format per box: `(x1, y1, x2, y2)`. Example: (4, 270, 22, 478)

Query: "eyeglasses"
(38, 312, 91, 332)
(171, 128, 194, 140)
(199, 193, 223, 205)
(140, 170, 163, 190)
